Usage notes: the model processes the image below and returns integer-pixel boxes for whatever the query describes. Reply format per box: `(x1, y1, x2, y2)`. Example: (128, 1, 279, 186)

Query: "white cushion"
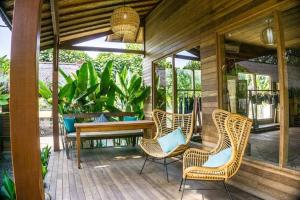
(66, 129, 143, 138)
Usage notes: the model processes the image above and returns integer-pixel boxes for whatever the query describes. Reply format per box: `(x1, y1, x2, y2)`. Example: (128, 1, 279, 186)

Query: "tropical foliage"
(41, 145, 51, 179)
(0, 55, 9, 106)
(39, 61, 150, 117)
(94, 52, 143, 77)
(0, 171, 15, 200)
(115, 66, 150, 118)
(39, 49, 92, 63)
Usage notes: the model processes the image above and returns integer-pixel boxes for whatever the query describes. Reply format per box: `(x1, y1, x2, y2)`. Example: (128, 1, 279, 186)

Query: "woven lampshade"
(111, 6, 140, 35)
(261, 19, 276, 46)
(261, 27, 276, 46)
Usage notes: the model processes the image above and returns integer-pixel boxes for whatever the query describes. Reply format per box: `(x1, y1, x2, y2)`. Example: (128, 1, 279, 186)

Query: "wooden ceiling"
(225, 5, 300, 50)
(0, 0, 161, 50)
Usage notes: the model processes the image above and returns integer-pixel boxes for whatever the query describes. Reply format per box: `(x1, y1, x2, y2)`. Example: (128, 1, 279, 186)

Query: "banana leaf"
(59, 68, 73, 84)
(39, 80, 52, 100)
(58, 82, 76, 103)
(0, 171, 16, 200)
(100, 60, 113, 95)
(77, 62, 89, 92)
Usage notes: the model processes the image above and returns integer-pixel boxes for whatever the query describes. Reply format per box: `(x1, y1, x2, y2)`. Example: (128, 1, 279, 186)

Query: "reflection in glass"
(222, 15, 280, 165)
(283, 5, 300, 170)
(154, 57, 173, 113)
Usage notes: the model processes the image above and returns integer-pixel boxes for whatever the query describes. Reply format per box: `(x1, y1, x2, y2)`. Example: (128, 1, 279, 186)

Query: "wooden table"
(74, 120, 155, 169)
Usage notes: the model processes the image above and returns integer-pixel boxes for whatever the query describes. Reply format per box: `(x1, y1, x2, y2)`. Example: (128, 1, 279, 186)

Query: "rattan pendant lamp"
(110, 0, 140, 42)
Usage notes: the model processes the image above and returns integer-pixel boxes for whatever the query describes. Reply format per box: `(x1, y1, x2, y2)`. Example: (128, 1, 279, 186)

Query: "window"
(220, 14, 281, 165)
(153, 47, 201, 115)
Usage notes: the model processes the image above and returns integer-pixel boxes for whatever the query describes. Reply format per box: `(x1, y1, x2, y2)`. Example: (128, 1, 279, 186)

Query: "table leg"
(76, 129, 81, 169)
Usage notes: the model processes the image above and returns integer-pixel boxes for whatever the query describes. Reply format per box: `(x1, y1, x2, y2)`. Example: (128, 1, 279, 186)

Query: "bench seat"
(66, 129, 143, 140)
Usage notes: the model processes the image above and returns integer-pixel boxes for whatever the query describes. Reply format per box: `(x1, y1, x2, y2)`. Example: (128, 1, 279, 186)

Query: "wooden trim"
(216, 33, 225, 109)
(174, 54, 199, 61)
(216, 0, 296, 35)
(172, 54, 178, 113)
(0, 6, 12, 30)
(59, 44, 145, 55)
(152, 62, 157, 110)
(60, 30, 113, 46)
(50, 0, 59, 36)
(9, 0, 44, 198)
(52, 36, 59, 151)
(274, 10, 289, 168)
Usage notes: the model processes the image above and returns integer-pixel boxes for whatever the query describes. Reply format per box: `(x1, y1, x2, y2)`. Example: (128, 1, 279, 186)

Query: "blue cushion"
(203, 147, 232, 167)
(63, 117, 76, 133)
(94, 114, 108, 123)
(158, 128, 186, 153)
(124, 116, 138, 121)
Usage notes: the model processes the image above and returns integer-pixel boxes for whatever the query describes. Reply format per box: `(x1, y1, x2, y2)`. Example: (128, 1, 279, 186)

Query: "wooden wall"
(143, 0, 300, 199)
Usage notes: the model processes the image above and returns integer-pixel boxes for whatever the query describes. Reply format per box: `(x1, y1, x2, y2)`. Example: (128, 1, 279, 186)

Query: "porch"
(45, 146, 259, 200)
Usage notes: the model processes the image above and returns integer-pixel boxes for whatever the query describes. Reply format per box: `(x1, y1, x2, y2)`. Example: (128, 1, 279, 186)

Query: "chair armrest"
(183, 148, 210, 170)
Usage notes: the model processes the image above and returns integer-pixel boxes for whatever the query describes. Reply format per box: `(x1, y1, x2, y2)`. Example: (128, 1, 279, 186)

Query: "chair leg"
(66, 140, 70, 159)
(140, 155, 148, 174)
(132, 136, 136, 147)
(223, 181, 233, 200)
(164, 158, 169, 182)
(180, 178, 187, 200)
(179, 178, 184, 191)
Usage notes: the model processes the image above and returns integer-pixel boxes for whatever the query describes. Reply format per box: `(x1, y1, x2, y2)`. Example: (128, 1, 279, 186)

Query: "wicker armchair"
(180, 109, 252, 200)
(139, 109, 195, 182)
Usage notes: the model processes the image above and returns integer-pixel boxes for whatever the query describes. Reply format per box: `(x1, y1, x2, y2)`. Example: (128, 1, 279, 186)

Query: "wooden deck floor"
(45, 147, 261, 200)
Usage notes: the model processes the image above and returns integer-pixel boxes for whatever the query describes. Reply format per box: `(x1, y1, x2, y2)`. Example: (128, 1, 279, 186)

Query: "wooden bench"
(60, 112, 143, 158)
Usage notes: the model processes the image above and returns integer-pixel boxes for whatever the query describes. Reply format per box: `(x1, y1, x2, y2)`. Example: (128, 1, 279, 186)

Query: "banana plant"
(0, 171, 16, 200)
(39, 61, 119, 114)
(115, 66, 150, 119)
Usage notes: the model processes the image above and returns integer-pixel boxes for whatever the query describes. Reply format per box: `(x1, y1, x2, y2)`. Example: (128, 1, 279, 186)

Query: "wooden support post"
(50, 0, 60, 151)
(52, 36, 60, 151)
(274, 10, 289, 167)
(10, 0, 44, 199)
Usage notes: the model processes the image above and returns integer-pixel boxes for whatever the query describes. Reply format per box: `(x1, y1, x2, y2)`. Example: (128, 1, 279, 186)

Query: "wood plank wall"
(143, 0, 300, 199)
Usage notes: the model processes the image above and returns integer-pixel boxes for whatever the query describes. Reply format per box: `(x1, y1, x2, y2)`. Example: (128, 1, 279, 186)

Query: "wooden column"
(52, 36, 60, 151)
(274, 10, 289, 167)
(50, 0, 60, 151)
(10, 0, 44, 199)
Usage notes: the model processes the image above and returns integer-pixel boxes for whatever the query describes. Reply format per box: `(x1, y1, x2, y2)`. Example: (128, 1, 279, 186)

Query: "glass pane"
(223, 15, 280, 165)
(154, 57, 173, 113)
(283, 5, 300, 170)
(175, 50, 201, 114)
(195, 70, 201, 90)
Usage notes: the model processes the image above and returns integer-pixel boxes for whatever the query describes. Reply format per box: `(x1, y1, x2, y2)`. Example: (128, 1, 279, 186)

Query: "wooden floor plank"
(46, 147, 261, 200)
(62, 151, 70, 200)
(56, 151, 63, 200)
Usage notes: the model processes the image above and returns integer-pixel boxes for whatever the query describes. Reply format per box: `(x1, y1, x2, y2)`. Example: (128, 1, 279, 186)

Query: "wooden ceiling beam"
(60, 30, 114, 46)
(59, 0, 157, 15)
(59, 24, 111, 37)
(0, 6, 12, 30)
(187, 48, 200, 57)
(58, 9, 149, 27)
(59, 27, 112, 42)
(59, 1, 158, 21)
(175, 54, 200, 61)
(50, 0, 59, 37)
(59, 44, 145, 55)
(59, 19, 110, 33)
